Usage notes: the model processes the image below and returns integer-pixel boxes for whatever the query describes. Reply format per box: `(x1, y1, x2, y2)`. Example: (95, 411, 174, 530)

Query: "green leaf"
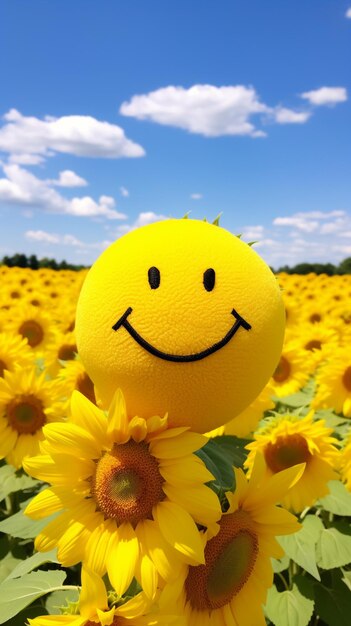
(210, 435, 250, 468)
(342, 569, 351, 591)
(0, 554, 22, 584)
(265, 582, 314, 626)
(0, 509, 57, 539)
(273, 391, 313, 409)
(272, 553, 290, 573)
(313, 409, 347, 430)
(0, 569, 67, 623)
(196, 438, 236, 503)
(45, 588, 80, 615)
(314, 570, 351, 626)
(318, 480, 351, 516)
(5, 549, 59, 579)
(316, 521, 351, 569)
(0, 465, 39, 501)
(278, 515, 323, 581)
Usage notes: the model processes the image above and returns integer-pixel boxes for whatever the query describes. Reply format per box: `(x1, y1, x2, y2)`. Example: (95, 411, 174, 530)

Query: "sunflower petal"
(79, 566, 108, 619)
(107, 523, 140, 596)
(153, 501, 205, 564)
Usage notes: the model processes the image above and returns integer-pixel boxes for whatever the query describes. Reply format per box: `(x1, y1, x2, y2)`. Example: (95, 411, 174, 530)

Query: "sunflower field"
(1, 264, 351, 626)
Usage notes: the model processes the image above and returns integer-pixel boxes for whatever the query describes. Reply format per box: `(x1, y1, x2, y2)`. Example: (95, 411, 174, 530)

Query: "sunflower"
(45, 331, 78, 377)
(340, 430, 351, 491)
(0, 367, 68, 468)
(312, 345, 351, 417)
(28, 566, 184, 626)
(4, 304, 58, 354)
(245, 412, 340, 512)
(207, 380, 276, 439)
(0, 332, 34, 378)
(270, 340, 314, 398)
(59, 358, 97, 404)
(292, 322, 339, 370)
(23, 390, 222, 599)
(172, 456, 302, 626)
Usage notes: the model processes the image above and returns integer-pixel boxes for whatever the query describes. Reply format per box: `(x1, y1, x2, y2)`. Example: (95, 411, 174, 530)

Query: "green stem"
(276, 572, 289, 591)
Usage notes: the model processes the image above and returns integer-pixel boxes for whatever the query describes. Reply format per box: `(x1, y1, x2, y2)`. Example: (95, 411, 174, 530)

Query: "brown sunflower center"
(92, 440, 165, 526)
(185, 511, 259, 611)
(19, 320, 44, 348)
(7, 394, 46, 434)
(342, 366, 351, 392)
(305, 339, 322, 351)
(76, 372, 96, 404)
(264, 433, 310, 473)
(58, 344, 77, 361)
(0, 359, 7, 378)
(273, 355, 291, 383)
(309, 313, 321, 323)
(10, 290, 20, 299)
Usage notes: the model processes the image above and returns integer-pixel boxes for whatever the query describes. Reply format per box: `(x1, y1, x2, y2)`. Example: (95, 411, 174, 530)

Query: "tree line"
(0, 253, 87, 271)
(2, 253, 351, 275)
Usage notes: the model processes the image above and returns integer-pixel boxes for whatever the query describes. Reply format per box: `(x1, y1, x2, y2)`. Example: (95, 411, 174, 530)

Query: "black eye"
(148, 266, 160, 289)
(203, 268, 215, 291)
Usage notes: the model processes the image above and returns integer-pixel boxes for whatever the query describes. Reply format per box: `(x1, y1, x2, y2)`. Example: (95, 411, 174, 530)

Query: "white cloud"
(273, 210, 347, 234)
(295, 210, 346, 219)
(0, 109, 145, 162)
(0, 163, 127, 220)
(241, 225, 265, 241)
(274, 107, 311, 124)
(120, 84, 269, 137)
(346, 8, 351, 18)
(253, 238, 279, 248)
(50, 170, 88, 187)
(8, 153, 46, 165)
(273, 216, 319, 232)
(25, 229, 113, 250)
(300, 87, 347, 106)
(120, 186, 129, 197)
(120, 83, 338, 137)
(190, 193, 203, 200)
(25, 230, 60, 244)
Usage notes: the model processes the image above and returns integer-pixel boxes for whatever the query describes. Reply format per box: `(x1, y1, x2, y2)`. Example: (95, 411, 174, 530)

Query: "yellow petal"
(79, 566, 108, 619)
(0, 427, 18, 458)
(27, 617, 85, 626)
(246, 463, 305, 509)
(24, 488, 64, 520)
(70, 391, 107, 441)
(159, 455, 214, 485)
(136, 519, 182, 582)
(162, 483, 221, 525)
(7, 434, 39, 469)
(115, 591, 151, 618)
(149, 432, 206, 459)
(85, 520, 116, 576)
(153, 501, 205, 564)
(107, 389, 129, 442)
(96, 608, 116, 626)
(128, 416, 147, 442)
(43, 422, 101, 459)
(139, 551, 158, 600)
(107, 523, 140, 596)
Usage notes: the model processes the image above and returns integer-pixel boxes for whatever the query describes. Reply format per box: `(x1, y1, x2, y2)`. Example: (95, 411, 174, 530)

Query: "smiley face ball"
(76, 219, 285, 433)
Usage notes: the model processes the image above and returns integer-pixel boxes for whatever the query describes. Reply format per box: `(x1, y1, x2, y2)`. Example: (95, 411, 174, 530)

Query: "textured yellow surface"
(76, 219, 285, 432)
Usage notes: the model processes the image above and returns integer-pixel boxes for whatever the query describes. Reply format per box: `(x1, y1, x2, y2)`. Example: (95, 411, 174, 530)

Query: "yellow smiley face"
(76, 219, 285, 433)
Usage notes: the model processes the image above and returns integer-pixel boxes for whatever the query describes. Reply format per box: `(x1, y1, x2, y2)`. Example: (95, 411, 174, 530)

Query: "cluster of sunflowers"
(0, 265, 351, 626)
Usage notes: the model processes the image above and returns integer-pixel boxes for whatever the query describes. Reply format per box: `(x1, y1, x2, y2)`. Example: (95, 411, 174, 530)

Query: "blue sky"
(1, 0, 350, 269)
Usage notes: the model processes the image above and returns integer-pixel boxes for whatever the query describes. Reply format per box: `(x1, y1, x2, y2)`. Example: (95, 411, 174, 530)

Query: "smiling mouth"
(112, 307, 251, 363)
